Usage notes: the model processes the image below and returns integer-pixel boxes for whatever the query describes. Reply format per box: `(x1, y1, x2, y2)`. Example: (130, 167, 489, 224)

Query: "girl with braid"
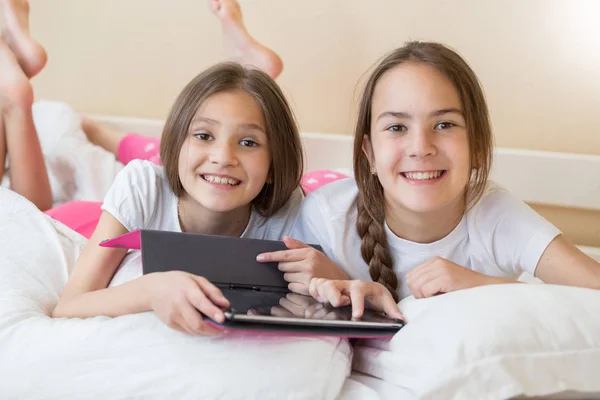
(258, 41, 600, 319)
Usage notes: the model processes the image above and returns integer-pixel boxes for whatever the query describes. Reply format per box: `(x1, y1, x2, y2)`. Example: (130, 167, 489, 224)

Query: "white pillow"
(0, 188, 351, 400)
(353, 284, 600, 399)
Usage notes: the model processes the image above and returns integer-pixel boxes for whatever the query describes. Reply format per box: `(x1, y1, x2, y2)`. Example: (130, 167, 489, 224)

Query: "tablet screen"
(220, 287, 404, 328)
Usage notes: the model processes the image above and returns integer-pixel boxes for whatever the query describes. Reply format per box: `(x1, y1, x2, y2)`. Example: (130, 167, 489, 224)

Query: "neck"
(385, 196, 465, 244)
(178, 195, 251, 237)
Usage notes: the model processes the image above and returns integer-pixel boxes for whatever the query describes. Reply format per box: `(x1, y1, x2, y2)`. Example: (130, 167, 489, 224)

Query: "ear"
(362, 134, 376, 174)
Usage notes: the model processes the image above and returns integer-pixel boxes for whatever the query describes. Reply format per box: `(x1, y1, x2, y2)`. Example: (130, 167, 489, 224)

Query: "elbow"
(51, 301, 69, 318)
(51, 305, 63, 319)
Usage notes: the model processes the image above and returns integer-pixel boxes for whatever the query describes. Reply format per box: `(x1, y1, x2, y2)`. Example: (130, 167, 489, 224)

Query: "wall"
(20, 0, 600, 245)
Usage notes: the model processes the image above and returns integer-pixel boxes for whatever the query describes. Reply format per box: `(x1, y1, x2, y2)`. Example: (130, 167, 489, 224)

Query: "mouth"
(201, 174, 242, 186)
(400, 170, 446, 181)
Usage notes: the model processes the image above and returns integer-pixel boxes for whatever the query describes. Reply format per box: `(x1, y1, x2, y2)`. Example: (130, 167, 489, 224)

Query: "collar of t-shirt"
(174, 203, 257, 238)
(384, 215, 468, 255)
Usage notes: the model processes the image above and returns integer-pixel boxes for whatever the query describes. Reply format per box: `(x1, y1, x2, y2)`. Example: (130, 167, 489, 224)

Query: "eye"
(386, 124, 407, 132)
(434, 122, 455, 130)
(240, 139, 259, 147)
(193, 132, 212, 141)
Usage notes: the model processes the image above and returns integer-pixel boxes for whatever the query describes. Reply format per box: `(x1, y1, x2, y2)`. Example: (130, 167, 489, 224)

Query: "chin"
(200, 200, 243, 213)
(398, 198, 446, 214)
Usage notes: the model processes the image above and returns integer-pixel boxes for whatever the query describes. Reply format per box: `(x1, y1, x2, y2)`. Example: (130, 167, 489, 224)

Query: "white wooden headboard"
(90, 115, 600, 260)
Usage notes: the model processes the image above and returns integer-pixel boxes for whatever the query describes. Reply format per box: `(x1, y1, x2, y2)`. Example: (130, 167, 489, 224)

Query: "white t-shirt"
(291, 178, 561, 300)
(101, 160, 303, 240)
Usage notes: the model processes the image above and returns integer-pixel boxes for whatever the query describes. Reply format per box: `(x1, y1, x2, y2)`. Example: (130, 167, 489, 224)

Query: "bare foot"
(209, 0, 283, 79)
(0, 35, 33, 110)
(81, 116, 124, 156)
(1, 0, 47, 78)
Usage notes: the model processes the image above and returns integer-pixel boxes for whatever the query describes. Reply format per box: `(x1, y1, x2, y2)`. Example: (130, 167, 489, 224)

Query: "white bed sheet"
(337, 373, 415, 400)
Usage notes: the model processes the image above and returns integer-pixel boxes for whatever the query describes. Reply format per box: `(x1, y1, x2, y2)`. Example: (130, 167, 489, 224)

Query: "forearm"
(52, 274, 153, 319)
(484, 276, 522, 285)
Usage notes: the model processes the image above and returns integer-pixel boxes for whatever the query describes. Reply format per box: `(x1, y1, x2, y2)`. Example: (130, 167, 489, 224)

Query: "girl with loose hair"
(261, 41, 600, 319)
(52, 62, 308, 335)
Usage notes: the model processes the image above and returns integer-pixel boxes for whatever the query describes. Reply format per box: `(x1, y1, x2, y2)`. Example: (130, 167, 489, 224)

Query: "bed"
(1, 101, 599, 399)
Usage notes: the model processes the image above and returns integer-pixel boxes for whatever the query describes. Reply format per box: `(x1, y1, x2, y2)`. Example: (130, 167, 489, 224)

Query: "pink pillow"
(301, 170, 349, 194)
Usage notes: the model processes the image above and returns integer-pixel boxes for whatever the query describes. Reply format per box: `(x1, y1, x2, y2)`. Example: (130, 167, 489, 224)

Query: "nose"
(407, 127, 437, 159)
(209, 139, 238, 167)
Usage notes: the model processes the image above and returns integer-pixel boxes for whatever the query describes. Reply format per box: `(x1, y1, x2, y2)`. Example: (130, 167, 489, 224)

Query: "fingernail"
(315, 303, 323, 310)
(256, 254, 264, 262)
(214, 312, 224, 323)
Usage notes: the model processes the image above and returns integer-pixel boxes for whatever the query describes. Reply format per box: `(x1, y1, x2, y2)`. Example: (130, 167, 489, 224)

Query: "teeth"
(404, 171, 442, 180)
(202, 175, 240, 186)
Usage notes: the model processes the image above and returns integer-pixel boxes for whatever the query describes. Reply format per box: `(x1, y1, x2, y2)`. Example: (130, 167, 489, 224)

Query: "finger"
(377, 292, 405, 320)
(198, 321, 227, 336)
(322, 281, 347, 307)
(278, 260, 307, 273)
(284, 272, 311, 284)
(190, 275, 230, 308)
(288, 282, 310, 295)
(349, 285, 366, 319)
(315, 282, 331, 304)
(256, 249, 307, 263)
(283, 236, 310, 249)
(167, 311, 193, 335)
(179, 302, 207, 334)
(420, 276, 447, 298)
(187, 287, 226, 323)
(408, 268, 442, 299)
(309, 278, 324, 302)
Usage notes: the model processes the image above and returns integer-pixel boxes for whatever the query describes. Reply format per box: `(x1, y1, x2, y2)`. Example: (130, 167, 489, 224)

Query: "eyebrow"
(190, 117, 266, 133)
(376, 108, 464, 121)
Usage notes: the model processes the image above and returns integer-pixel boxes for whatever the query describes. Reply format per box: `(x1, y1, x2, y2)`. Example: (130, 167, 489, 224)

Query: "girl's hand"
(406, 257, 515, 299)
(256, 236, 349, 295)
(146, 271, 231, 336)
(308, 278, 404, 320)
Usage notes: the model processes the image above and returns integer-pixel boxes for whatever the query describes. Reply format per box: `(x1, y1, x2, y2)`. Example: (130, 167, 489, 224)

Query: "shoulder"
(115, 160, 167, 190)
(467, 181, 527, 221)
(302, 177, 359, 219)
(466, 179, 558, 242)
(269, 187, 305, 221)
(102, 160, 172, 230)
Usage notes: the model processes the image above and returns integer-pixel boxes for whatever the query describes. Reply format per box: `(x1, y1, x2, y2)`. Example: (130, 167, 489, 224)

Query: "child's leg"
(0, 0, 46, 78)
(81, 117, 162, 166)
(81, 116, 124, 157)
(209, 0, 283, 79)
(0, 36, 51, 210)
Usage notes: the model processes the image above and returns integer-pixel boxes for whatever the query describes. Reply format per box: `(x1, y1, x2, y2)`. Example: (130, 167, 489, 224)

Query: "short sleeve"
(472, 184, 561, 277)
(253, 187, 305, 240)
(290, 191, 335, 257)
(100, 160, 162, 231)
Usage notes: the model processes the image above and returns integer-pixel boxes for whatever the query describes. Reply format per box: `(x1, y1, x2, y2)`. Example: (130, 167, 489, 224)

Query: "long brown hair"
(159, 62, 303, 217)
(353, 41, 494, 301)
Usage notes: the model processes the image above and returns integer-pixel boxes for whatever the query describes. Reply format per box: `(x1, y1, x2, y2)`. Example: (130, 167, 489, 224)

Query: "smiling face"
(177, 89, 271, 214)
(363, 62, 471, 217)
